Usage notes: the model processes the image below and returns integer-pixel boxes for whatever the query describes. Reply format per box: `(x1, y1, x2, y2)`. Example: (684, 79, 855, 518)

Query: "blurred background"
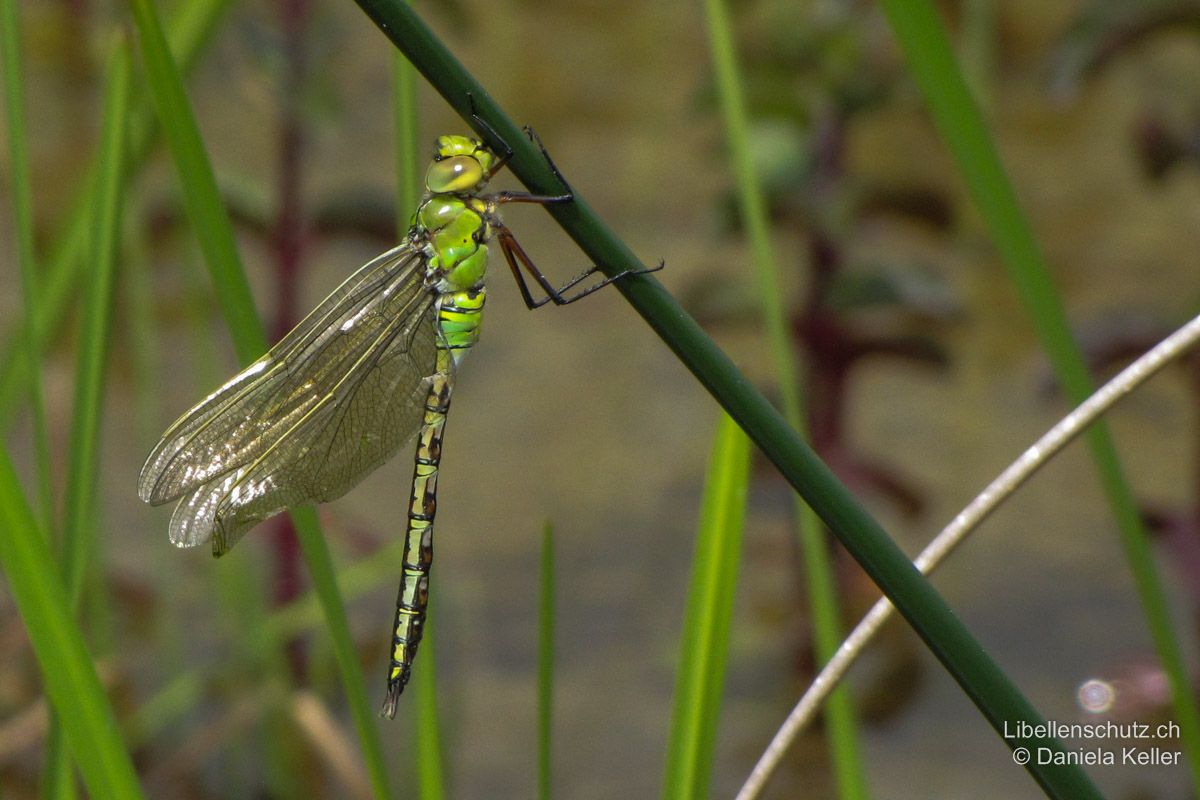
(3, 0, 1200, 797)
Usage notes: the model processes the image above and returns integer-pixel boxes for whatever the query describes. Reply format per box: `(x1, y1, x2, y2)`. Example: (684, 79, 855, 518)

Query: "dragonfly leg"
(522, 124, 574, 197)
(491, 189, 572, 206)
(467, 98, 517, 180)
(381, 370, 452, 718)
(497, 226, 664, 308)
(467, 97, 574, 195)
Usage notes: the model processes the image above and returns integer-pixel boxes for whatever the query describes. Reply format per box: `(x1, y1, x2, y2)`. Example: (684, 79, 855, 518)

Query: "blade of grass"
(537, 522, 555, 800)
(961, 0, 997, 108)
(411, 614, 445, 800)
(127, 0, 262, 359)
(700, 0, 867, 795)
(348, 3, 1102, 796)
(393, 49, 422, 211)
(662, 414, 749, 800)
(877, 0, 1200, 783)
(61, 34, 131, 612)
(127, 2, 392, 796)
(0, 0, 234, 429)
(0, 446, 143, 798)
(0, 0, 53, 533)
(4, 2, 70, 794)
(41, 33, 133, 800)
(392, 42, 447, 799)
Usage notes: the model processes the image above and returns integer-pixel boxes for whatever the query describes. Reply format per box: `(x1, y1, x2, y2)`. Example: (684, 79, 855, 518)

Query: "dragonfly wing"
(177, 297, 444, 556)
(168, 467, 245, 549)
(139, 243, 427, 506)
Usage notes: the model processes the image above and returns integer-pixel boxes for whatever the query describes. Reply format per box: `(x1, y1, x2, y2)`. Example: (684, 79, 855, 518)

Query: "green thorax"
(410, 135, 499, 364)
(412, 135, 499, 294)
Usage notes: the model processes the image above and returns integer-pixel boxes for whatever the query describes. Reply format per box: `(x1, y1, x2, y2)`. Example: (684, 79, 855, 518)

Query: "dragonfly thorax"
(415, 193, 494, 293)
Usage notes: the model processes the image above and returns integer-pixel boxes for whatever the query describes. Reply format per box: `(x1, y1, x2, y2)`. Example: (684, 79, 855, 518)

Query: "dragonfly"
(138, 130, 657, 717)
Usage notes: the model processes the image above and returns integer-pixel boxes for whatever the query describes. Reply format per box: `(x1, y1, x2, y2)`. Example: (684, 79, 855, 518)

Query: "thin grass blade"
(60, 34, 131, 608)
(2, 2, 64, 792)
(39, 33, 134, 800)
(127, 0, 262, 358)
(700, 0, 867, 794)
(411, 616, 445, 800)
(662, 414, 749, 800)
(0, 447, 143, 798)
(296, 509, 395, 796)
(537, 522, 555, 800)
(0, 0, 55, 539)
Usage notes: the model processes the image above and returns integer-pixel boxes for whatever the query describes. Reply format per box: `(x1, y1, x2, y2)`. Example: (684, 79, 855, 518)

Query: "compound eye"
(426, 155, 483, 193)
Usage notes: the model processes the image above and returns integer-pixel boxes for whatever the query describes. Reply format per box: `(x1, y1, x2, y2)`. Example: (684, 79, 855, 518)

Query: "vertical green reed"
(2, 0, 68, 793)
(537, 523, 556, 800)
(662, 413, 750, 799)
(0, 0, 52, 532)
(44, 20, 136, 797)
(700, 0, 868, 795)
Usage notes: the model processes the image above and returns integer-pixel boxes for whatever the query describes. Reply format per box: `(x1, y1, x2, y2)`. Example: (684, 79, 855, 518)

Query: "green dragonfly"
(138, 131, 655, 717)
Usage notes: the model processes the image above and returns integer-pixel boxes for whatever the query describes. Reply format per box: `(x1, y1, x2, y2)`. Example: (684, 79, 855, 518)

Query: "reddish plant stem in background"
(269, 0, 312, 682)
(799, 233, 845, 455)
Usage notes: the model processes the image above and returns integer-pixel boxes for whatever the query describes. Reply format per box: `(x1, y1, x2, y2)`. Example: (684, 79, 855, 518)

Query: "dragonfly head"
(427, 135, 497, 194)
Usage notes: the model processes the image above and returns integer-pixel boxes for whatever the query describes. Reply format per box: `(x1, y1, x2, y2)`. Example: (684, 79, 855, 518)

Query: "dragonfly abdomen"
(438, 288, 487, 364)
(380, 139, 498, 718)
(382, 363, 452, 719)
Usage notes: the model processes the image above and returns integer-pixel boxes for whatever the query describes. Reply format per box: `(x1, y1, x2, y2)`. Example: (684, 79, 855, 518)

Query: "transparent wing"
(139, 243, 425, 505)
(138, 243, 444, 553)
(171, 301, 445, 556)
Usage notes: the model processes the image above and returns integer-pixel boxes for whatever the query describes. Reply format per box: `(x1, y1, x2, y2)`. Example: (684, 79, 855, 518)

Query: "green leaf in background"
(0, 447, 144, 800)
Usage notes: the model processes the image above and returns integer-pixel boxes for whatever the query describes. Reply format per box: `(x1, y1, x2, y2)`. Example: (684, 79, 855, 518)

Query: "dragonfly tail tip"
(379, 679, 407, 719)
